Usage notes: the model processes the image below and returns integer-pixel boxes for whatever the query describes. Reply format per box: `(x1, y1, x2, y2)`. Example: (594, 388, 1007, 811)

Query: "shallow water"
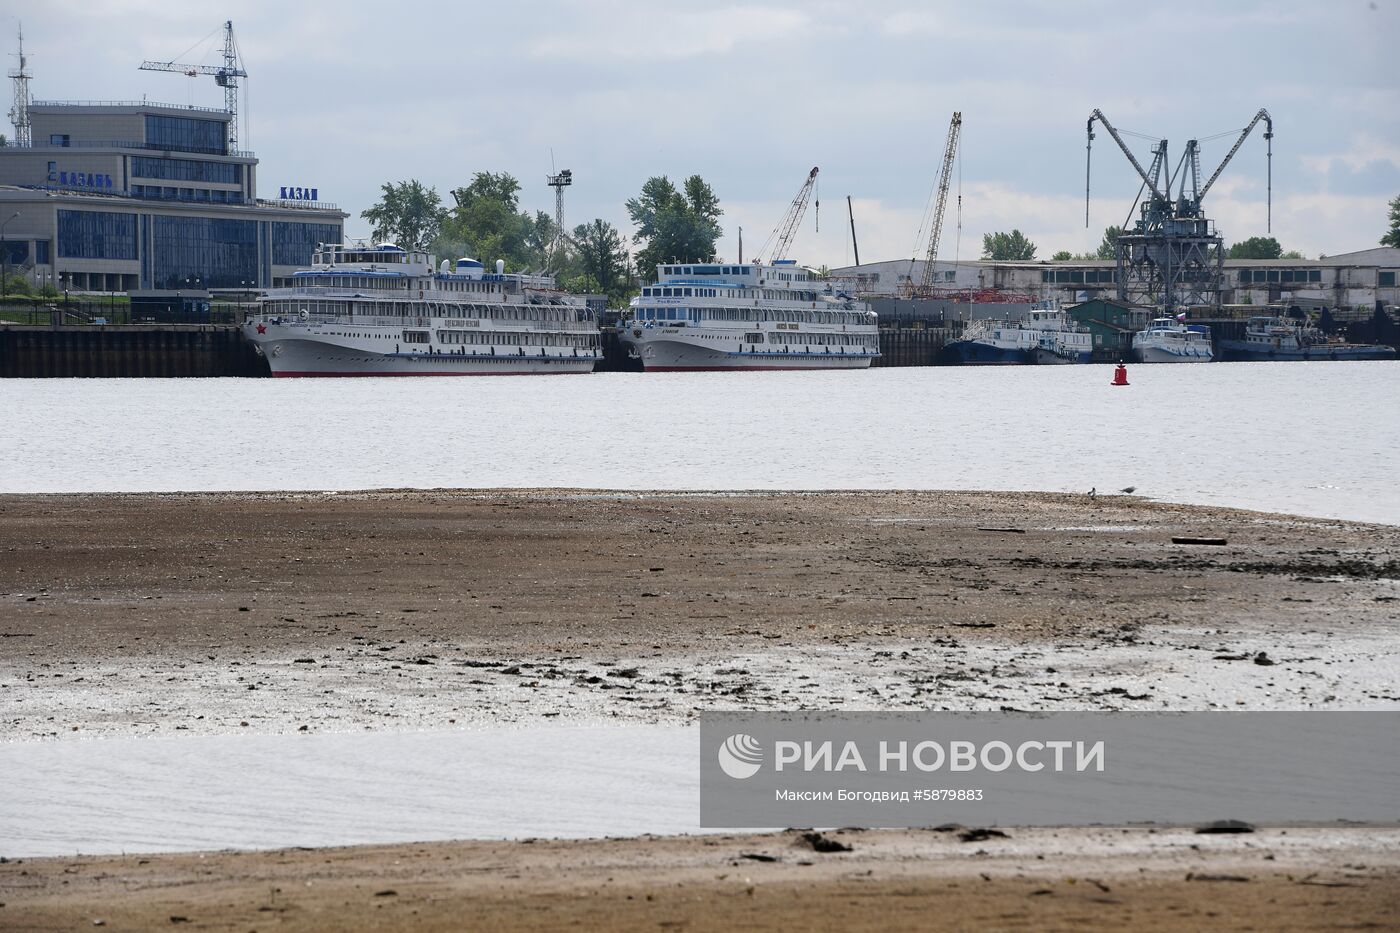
(1, 362, 1397, 523)
(0, 725, 698, 857)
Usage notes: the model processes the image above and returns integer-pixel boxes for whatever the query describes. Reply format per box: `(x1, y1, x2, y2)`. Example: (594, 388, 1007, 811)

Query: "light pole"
(1, 211, 19, 301)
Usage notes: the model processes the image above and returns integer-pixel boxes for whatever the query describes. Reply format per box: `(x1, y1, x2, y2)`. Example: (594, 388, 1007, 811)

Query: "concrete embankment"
(0, 324, 267, 377)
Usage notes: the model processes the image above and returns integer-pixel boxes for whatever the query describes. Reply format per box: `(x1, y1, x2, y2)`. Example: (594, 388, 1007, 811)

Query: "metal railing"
(13, 138, 253, 158)
(33, 99, 230, 115)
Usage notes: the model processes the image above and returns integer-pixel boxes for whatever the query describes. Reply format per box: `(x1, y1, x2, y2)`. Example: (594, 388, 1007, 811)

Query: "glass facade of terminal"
(272, 222, 342, 266)
(150, 216, 258, 288)
(57, 210, 138, 260)
(144, 115, 227, 155)
(131, 156, 241, 184)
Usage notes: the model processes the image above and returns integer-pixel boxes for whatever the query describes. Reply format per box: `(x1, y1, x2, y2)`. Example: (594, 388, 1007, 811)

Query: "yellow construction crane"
(139, 20, 247, 150)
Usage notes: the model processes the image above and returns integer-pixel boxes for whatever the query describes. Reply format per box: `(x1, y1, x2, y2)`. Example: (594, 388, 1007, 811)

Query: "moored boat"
(944, 305, 1092, 365)
(1218, 316, 1396, 362)
(1133, 317, 1215, 363)
(242, 241, 601, 376)
(618, 260, 879, 371)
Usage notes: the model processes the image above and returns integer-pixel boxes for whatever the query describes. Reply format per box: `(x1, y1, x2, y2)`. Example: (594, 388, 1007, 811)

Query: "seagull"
(1120, 486, 1137, 494)
(1087, 487, 1097, 498)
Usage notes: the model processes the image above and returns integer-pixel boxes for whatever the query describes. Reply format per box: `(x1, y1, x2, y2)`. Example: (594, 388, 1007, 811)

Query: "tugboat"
(944, 304, 1092, 365)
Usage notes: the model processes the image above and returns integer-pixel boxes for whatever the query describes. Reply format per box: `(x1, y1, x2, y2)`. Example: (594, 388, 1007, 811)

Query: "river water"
(2, 361, 1397, 523)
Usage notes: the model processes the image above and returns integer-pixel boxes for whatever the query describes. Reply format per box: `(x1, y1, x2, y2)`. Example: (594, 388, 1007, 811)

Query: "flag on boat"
(1176, 312, 1187, 322)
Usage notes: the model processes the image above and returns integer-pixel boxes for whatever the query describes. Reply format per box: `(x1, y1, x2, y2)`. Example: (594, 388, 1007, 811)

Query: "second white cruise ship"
(619, 260, 879, 371)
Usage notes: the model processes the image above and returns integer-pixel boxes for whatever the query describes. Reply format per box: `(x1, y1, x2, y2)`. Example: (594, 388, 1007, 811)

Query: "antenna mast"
(8, 23, 33, 147)
(545, 168, 572, 266)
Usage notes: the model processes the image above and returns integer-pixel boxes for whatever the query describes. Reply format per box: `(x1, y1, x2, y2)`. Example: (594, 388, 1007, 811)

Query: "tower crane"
(1084, 107, 1273, 313)
(139, 20, 247, 150)
(756, 166, 818, 263)
(912, 111, 961, 297)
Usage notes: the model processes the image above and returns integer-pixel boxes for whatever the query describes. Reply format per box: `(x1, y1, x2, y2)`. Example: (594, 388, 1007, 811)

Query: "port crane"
(139, 20, 247, 150)
(755, 166, 818, 263)
(913, 111, 962, 297)
(1085, 107, 1272, 313)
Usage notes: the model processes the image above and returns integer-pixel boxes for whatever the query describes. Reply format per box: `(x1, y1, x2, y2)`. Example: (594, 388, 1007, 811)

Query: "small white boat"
(1133, 317, 1214, 363)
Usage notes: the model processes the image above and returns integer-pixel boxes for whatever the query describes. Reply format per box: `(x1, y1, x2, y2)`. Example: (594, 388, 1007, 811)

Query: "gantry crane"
(1085, 108, 1272, 313)
(756, 166, 818, 263)
(139, 20, 247, 150)
(912, 111, 962, 297)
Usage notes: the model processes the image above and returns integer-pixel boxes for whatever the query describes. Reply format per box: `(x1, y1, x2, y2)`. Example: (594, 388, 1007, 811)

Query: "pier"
(0, 324, 266, 378)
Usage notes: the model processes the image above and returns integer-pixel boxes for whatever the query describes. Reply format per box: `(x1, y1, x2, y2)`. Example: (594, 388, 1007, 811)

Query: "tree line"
(360, 173, 721, 305)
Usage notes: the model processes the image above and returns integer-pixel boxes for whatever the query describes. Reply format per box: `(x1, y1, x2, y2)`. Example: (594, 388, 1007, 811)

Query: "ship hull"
(1031, 347, 1091, 364)
(942, 340, 1032, 365)
(620, 335, 875, 371)
(1135, 344, 1215, 363)
(249, 334, 599, 376)
(1217, 342, 1395, 362)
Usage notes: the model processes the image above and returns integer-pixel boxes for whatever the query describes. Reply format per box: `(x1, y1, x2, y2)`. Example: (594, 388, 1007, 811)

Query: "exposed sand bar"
(2, 490, 1398, 739)
(3, 828, 1398, 932)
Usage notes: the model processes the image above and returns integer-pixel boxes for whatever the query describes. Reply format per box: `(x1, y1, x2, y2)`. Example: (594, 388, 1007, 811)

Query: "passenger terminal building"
(1, 100, 345, 294)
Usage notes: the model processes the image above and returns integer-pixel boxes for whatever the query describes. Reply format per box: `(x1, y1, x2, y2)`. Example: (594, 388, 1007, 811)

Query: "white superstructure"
(242, 242, 600, 376)
(619, 259, 878, 371)
(1132, 317, 1214, 363)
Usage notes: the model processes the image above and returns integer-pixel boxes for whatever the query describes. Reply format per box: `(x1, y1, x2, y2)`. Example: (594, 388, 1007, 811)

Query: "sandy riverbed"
(2, 490, 1397, 929)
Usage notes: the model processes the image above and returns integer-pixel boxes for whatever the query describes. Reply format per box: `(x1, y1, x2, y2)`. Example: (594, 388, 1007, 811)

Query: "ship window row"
(435, 279, 498, 293)
(768, 332, 878, 347)
(437, 330, 599, 348)
(634, 306, 868, 325)
(662, 265, 752, 276)
(641, 285, 819, 302)
(1236, 269, 1324, 284)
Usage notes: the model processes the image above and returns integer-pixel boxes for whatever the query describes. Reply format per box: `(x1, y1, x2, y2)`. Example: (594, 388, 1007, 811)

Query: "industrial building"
(831, 248, 1400, 317)
(1, 27, 345, 298)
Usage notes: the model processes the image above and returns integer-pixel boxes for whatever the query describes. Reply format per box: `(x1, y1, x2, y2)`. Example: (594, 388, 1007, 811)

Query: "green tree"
(1382, 195, 1400, 249)
(360, 180, 445, 252)
(1227, 236, 1283, 260)
(435, 172, 570, 272)
(1281, 249, 1305, 259)
(981, 230, 1037, 261)
(626, 175, 723, 279)
(1095, 225, 1123, 260)
(571, 219, 630, 302)
(1051, 250, 1073, 261)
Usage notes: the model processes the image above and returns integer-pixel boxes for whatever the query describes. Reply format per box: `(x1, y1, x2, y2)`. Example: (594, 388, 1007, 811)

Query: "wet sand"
(2, 490, 1397, 738)
(3, 490, 1398, 929)
(4, 827, 1398, 932)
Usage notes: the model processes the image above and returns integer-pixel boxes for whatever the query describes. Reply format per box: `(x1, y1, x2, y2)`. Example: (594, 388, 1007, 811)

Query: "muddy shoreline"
(3, 490, 1397, 739)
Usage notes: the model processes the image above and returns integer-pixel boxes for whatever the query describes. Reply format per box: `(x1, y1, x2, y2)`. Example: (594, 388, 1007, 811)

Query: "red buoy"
(1112, 363, 1129, 386)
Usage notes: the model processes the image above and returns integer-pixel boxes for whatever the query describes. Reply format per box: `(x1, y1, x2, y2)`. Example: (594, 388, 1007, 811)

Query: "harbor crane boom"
(139, 20, 247, 149)
(1198, 108, 1272, 230)
(917, 111, 962, 293)
(1086, 109, 1166, 225)
(758, 166, 818, 263)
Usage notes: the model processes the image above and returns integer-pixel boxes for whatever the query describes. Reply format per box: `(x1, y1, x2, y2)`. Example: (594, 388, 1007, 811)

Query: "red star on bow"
(256, 323, 266, 334)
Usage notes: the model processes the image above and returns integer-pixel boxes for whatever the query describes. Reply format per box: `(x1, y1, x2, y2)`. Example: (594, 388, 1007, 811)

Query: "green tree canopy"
(1095, 225, 1123, 260)
(433, 172, 567, 273)
(1051, 250, 1073, 261)
(360, 180, 445, 252)
(1382, 195, 1400, 249)
(981, 230, 1037, 261)
(1227, 236, 1283, 260)
(570, 219, 631, 302)
(626, 175, 723, 279)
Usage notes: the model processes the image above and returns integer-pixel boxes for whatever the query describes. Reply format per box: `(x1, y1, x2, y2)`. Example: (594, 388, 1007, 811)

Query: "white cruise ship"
(1133, 317, 1215, 363)
(242, 241, 601, 376)
(618, 260, 879, 370)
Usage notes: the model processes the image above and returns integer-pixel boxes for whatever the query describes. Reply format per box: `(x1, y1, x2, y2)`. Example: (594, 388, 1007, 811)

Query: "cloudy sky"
(10, 0, 1399, 268)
